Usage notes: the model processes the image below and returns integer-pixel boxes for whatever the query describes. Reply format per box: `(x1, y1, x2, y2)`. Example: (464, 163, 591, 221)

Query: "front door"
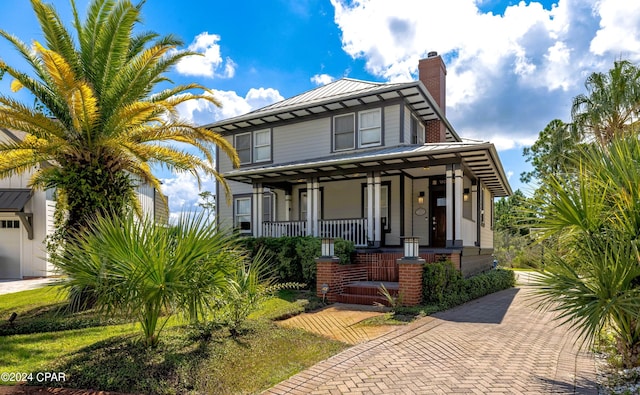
(430, 189, 446, 248)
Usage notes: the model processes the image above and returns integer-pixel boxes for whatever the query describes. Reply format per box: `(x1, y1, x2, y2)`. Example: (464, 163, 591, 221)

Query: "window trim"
(333, 113, 356, 152)
(233, 195, 252, 234)
(253, 129, 272, 163)
(234, 132, 252, 165)
(358, 108, 382, 148)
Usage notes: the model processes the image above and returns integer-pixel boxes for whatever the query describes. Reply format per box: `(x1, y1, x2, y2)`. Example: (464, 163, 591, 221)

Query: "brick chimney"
(418, 51, 447, 143)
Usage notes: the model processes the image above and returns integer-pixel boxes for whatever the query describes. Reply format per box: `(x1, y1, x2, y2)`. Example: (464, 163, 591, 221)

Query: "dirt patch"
(0, 385, 135, 395)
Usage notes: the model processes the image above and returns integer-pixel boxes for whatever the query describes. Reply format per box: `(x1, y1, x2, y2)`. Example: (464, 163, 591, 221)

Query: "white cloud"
(311, 73, 335, 85)
(590, 0, 640, 58)
(164, 87, 283, 215)
(329, 0, 640, 151)
(175, 87, 283, 126)
(175, 32, 236, 78)
(161, 172, 215, 219)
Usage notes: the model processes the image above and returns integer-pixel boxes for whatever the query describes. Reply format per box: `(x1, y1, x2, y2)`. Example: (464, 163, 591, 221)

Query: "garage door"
(0, 219, 21, 279)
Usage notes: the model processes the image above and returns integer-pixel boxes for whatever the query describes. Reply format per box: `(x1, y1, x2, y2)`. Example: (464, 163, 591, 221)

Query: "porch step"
(337, 281, 399, 306)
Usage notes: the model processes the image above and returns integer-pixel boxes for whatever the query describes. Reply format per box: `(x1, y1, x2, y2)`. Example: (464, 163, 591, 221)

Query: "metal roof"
(0, 189, 33, 212)
(224, 142, 512, 197)
(205, 78, 462, 142)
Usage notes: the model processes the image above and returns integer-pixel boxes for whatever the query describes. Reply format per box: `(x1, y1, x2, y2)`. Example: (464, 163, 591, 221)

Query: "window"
(334, 114, 355, 151)
(235, 133, 251, 164)
(359, 109, 381, 147)
(254, 129, 271, 162)
(0, 220, 20, 229)
(410, 115, 424, 144)
(234, 197, 252, 232)
(234, 130, 272, 165)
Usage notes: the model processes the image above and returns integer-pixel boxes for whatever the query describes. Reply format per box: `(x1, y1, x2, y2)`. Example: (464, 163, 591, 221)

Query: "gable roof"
(205, 78, 461, 142)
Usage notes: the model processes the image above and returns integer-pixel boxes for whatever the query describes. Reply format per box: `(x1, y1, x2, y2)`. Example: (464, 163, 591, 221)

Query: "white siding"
(462, 218, 476, 247)
(384, 105, 400, 146)
(135, 182, 155, 220)
(218, 135, 236, 174)
(480, 184, 494, 249)
(218, 180, 252, 229)
(411, 178, 430, 244)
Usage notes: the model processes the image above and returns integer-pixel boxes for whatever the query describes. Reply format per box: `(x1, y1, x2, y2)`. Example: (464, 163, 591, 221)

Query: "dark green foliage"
(422, 262, 515, 308)
(239, 237, 356, 288)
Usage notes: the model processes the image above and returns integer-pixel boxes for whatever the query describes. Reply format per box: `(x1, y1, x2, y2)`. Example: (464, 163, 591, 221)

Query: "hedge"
(238, 236, 356, 288)
(422, 261, 515, 308)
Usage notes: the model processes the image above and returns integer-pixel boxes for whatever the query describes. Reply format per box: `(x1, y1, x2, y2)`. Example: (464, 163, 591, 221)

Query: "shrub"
(239, 237, 356, 288)
(422, 262, 515, 308)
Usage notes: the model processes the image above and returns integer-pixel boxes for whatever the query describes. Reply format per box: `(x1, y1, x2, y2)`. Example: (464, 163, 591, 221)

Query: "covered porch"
(227, 142, 511, 250)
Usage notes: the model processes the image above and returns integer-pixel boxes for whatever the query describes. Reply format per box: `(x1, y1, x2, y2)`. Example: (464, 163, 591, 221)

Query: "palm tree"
(0, 0, 238, 239)
(571, 60, 640, 146)
(54, 211, 240, 347)
(531, 137, 640, 368)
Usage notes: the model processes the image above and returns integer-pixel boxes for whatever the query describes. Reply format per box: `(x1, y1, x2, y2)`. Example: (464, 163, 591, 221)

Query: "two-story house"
(0, 128, 169, 279)
(209, 52, 511, 277)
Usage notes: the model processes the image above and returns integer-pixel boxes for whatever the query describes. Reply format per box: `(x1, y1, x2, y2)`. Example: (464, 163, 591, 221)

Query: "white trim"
(358, 108, 382, 148)
(454, 167, 463, 242)
(253, 129, 271, 162)
(446, 166, 453, 243)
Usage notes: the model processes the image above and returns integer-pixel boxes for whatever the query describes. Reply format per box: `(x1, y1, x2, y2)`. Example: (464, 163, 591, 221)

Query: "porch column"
(252, 182, 263, 237)
(306, 179, 313, 236)
(445, 165, 454, 247)
(284, 190, 291, 221)
(366, 173, 374, 245)
(454, 165, 463, 247)
(312, 178, 320, 236)
(373, 171, 382, 246)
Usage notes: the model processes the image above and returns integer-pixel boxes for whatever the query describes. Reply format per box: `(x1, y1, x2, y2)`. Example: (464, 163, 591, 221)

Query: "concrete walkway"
(0, 278, 56, 296)
(265, 286, 597, 394)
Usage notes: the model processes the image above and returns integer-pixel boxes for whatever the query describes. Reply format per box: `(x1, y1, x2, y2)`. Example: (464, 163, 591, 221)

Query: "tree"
(520, 119, 579, 184)
(531, 137, 640, 368)
(53, 211, 239, 347)
(571, 60, 640, 147)
(0, 0, 239, 240)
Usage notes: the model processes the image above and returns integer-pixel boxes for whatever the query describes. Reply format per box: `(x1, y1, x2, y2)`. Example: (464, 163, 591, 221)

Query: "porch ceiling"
(224, 143, 512, 197)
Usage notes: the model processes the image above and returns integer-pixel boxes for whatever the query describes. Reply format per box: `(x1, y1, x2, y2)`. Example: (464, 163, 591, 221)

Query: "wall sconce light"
(321, 237, 335, 258)
(463, 188, 470, 202)
(402, 236, 420, 258)
(417, 191, 425, 205)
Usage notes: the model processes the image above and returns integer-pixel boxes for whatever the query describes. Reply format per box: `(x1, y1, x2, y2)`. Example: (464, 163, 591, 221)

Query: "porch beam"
(367, 173, 374, 245)
(228, 157, 461, 184)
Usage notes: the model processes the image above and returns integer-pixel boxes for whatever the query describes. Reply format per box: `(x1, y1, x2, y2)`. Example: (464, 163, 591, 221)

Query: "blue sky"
(2, 0, 640, 213)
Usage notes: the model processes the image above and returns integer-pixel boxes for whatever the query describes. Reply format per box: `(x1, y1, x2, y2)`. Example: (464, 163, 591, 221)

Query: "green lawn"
(0, 286, 347, 394)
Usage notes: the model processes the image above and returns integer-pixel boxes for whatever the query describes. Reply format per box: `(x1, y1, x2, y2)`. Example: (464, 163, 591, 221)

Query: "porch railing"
(261, 218, 369, 247)
(319, 218, 368, 247)
(262, 221, 307, 237)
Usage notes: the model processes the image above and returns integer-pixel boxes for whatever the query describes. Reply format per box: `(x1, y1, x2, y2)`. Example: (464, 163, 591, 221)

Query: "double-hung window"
(253, 129, 271, 162)
(234, 129, 271, 164)
(359, 109, 381, 147)
(334, 114, 355, 151)
(234, 197, 252, 232)
(410, 115, 425, 144)
(235, 133, 252, 164)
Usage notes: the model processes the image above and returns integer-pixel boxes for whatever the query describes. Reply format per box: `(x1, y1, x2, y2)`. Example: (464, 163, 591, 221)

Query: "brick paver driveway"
(265, 287, 597, 394)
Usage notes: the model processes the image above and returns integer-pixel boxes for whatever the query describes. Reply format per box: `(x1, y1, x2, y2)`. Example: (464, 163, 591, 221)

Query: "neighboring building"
(209, 52, 512, 275)
(0, 128, 168, 279)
